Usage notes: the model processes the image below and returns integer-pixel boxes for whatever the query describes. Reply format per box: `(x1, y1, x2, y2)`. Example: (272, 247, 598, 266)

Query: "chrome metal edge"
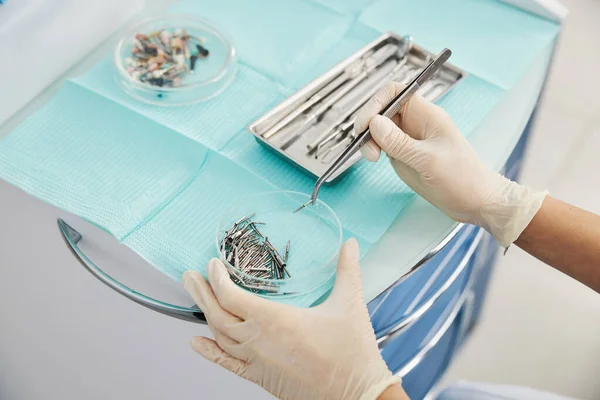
(377, 228, 484, 348)
(396, 287, 465, 378)
(58, 215, 473, 329)
(392, 230, 486, 378)
(247, 31, 466, 183)
(58, 219, 207, 324)
(377, 223, 465, 298)
(368, 223, 467, 322)
(408, 289, 477, 400)
(250, 32, 396, 135)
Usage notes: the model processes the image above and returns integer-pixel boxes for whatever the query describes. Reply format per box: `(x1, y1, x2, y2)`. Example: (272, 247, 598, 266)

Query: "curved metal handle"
(58, 219, 207, 324)
(57, 216, 472, 328)
(377, 227, 484, 348)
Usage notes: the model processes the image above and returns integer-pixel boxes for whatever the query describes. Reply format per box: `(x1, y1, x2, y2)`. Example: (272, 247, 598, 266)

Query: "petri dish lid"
(215, 191, 343, 298)
(113, 14, 237, 106)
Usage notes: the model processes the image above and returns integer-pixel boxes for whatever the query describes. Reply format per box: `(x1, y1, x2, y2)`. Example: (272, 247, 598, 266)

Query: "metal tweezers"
(294, 48, 452, 213)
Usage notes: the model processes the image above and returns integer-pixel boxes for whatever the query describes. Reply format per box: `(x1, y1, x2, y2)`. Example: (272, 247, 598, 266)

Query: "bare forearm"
(515, 196, 600, 292)
(378, 384, 410, 400)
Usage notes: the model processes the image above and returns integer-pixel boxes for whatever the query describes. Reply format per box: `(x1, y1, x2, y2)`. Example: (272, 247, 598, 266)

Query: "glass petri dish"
(113, 14, 237, 106)
(215, 191, 342, 297)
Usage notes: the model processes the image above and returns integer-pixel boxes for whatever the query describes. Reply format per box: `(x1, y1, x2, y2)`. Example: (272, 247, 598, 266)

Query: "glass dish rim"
(113, 13, 236, 93)
(214, 190, 343, 285)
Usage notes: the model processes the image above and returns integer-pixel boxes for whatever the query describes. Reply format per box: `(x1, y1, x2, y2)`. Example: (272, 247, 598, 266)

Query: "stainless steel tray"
(247, 32, 465, 183)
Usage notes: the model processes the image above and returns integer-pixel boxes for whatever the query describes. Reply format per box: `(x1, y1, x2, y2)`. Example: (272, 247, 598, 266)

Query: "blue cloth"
(0, 0, 560, 307)
(359, 0, 560, 90)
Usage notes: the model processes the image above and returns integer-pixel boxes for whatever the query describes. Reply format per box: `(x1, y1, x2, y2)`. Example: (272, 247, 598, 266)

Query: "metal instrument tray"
(247, 32, 465, 183)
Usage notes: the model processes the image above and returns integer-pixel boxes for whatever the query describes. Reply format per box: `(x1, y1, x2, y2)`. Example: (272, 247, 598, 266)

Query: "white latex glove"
(182, 239, 401, 400)
(355, 82, 548, 247)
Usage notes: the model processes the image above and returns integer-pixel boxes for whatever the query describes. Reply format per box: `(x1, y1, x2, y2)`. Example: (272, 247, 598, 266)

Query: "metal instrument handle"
(262, 51, 370, 140)
(262, 72, 350, 139)
(310, 48, 452, 203)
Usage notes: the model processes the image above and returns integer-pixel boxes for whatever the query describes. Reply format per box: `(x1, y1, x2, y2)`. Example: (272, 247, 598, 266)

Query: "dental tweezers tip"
(293, 204, 306, 213)
(293, 201, 311, 213)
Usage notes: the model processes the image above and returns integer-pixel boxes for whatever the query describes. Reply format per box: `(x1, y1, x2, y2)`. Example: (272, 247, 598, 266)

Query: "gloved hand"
(355, 82, 548, 247)
(182, 239, 402, 400)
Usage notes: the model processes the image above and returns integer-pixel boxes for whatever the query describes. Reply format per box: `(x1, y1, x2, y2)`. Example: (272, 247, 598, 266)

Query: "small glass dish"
(113, 14, 237, 106)
(215, 191, 342, 297)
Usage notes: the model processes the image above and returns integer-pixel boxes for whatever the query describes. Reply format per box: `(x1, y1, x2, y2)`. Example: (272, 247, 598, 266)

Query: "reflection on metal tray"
(247, 32, 465, 183)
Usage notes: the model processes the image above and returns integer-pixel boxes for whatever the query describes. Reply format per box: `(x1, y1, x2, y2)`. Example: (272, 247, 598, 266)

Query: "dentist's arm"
(515, 197, 600, 292)
(356, 81, 600, 293)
